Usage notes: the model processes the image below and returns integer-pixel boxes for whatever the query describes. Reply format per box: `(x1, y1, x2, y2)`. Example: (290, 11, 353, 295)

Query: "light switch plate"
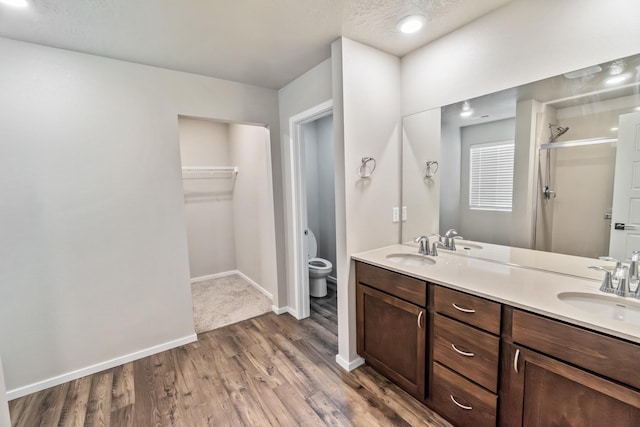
(402, 206, 407, 221)
(392, 207, 399, 223)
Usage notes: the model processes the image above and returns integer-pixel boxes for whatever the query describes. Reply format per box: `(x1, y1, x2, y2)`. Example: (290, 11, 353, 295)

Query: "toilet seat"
(308, 257, 332, 270)
(307, 230, 331, 298)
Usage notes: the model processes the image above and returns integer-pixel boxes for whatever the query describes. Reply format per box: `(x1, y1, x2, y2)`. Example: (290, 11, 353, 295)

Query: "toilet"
(307, 230, 332, 298)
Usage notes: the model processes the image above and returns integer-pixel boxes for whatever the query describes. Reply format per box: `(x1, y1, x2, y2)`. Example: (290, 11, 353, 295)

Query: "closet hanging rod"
(539, 137, 617, 150)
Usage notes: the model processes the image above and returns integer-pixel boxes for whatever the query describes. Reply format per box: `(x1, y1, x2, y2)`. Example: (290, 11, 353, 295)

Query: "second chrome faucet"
(415, 229, 464, 256)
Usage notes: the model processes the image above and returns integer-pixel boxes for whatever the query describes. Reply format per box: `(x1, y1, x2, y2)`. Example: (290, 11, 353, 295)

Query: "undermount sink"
(557, 292, 640, 326)
(385, 253, 436, 267)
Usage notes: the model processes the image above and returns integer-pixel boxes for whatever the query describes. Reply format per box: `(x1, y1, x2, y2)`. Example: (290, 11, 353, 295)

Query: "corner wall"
(230, 124, 278, 299)
(278, 58, 333, 312)
(334, 37, 402, 367)
(0, 37, 280, 398)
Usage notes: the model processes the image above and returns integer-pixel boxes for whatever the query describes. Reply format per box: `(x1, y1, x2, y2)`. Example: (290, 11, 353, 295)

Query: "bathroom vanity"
(353, 244, 640, 426)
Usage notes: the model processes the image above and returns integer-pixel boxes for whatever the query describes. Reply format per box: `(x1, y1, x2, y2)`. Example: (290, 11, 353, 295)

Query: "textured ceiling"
(0, 0, 512, 89)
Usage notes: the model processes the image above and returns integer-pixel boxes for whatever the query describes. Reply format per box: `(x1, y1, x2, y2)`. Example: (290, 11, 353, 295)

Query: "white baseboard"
(6, 334, 197, 401)
(335, 354, 365, 372)
(190, 271, 235, 283)
(271, 305, 288, 315)
(271, 305, 299, 318)
(234, 271, 273, 300)
(191, 270, 273, 300)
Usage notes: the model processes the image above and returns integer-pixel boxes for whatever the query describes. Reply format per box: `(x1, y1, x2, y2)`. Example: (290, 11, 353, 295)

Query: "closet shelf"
(181, 166, 238, 179)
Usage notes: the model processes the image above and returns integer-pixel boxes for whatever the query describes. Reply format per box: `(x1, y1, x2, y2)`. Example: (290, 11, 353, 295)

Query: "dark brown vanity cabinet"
(429, 286, 501, 427)
(500, 308, 640, 427)
(356, 262, 427, 399)
(355, 260, 640, 427)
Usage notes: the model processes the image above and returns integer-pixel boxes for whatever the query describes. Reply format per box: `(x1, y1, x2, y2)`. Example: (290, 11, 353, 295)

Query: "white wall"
(278, 59, 333, 311)
(316, 116, 337, 275)
(401, 0, 640, 115)
(179, 118, 236, 278)
(0, 37, 279, 398)
(230, 124, 278, 299)
(303, 122, 321, 241)
(334, 37, 401, 367)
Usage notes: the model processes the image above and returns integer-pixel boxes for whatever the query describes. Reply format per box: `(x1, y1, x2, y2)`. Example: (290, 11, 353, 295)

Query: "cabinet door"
(500, 343, 640, 427)
(356, 284, 426, 399)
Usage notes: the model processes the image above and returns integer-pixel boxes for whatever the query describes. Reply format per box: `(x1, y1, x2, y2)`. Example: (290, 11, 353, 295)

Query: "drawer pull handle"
(450, 395, 472, 410)
(417, 311, 424, 328)
(451, 344, 474, 357)
(514, 349, 521, 374)
(452, 303, 475, 313)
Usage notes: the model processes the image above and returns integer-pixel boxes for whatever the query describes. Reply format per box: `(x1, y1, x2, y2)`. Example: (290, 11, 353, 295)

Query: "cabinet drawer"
(510, 309, 640, 391)
(431, 362, 497, 427)
(433, 286, 501, 334)
(433, 314, 500, 392)
(356, 262, 427, 307)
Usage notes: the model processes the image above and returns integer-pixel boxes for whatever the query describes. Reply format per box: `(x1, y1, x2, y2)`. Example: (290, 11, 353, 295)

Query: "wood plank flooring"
(9, 281, 451, 426)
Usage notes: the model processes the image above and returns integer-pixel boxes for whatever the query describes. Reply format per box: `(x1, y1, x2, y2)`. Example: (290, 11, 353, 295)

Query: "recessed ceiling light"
(611, 127, 619, 132)
(635, 106, 640, 111)
(460, 100, 474, 118)
(398, 15, 426, 34)
(0, 0, 28, 8)
(563, 65, 602, 79)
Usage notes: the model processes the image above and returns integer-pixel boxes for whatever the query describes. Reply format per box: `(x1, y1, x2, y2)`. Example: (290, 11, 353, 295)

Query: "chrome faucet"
(588, 265, 615, 294)
(599, 257, 630, 297)
(441, 229, 463, 251)
(414, 235, 431, 255)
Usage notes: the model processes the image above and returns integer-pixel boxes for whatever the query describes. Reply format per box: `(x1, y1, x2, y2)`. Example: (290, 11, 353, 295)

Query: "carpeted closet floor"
(191, 274, 272, 334)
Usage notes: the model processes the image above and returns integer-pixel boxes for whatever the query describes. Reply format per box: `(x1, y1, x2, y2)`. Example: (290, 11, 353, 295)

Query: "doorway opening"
(286, 100, 334, 319)
(177, 115, 278, 334)
(301, 114, 337, 321)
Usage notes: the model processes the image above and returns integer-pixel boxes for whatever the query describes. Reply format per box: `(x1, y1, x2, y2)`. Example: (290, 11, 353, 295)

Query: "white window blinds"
(469, 141, 515, 211)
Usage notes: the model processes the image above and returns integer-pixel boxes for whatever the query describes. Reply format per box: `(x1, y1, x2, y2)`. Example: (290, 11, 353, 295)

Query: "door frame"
(286, 100, 333, 319)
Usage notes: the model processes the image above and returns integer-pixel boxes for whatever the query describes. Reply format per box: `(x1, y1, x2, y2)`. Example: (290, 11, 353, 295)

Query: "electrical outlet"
(402, 206, 407, 221)
(392, 207, 399, 223)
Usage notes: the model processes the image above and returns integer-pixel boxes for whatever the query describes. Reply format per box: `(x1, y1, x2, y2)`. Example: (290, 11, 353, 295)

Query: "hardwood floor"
(9, 281, 451, 426)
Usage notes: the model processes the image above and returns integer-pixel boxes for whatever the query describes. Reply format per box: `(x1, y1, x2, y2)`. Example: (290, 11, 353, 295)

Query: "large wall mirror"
(402, 52, 640, 264)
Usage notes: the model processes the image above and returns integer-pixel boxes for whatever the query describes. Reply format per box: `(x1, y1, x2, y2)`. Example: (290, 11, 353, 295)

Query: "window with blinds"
(469, 141, 515, 211)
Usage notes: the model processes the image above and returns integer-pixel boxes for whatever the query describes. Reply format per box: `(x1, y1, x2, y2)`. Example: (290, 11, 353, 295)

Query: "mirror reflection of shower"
(542, 149, 556, 200)
(548, 123, 570, 142)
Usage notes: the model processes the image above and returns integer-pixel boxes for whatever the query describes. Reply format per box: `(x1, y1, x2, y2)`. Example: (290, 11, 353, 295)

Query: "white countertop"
(352, 243, 640, 344)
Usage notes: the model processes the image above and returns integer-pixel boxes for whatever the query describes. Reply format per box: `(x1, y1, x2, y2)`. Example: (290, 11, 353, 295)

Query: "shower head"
(548, 123, 569, 142)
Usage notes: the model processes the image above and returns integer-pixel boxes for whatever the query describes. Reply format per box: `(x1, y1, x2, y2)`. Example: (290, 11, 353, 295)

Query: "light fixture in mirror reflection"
(401, 53, 640, 264)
